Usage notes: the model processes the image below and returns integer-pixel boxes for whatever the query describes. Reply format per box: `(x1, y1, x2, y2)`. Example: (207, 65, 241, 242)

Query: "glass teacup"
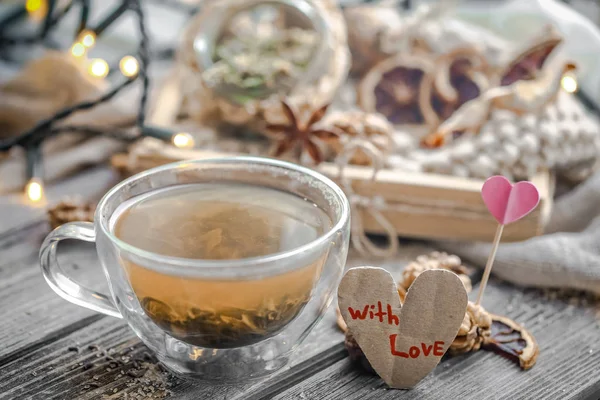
(39, 157, 350, 381)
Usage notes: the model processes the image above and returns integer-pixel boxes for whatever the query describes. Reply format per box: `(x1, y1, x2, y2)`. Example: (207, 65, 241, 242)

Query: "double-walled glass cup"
(40, 157, 350, 381)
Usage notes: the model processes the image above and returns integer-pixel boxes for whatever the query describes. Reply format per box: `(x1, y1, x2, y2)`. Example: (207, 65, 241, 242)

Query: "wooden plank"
(120, 143, 553, 243)
(0, 234, 103, 362)
(359, 206, 542, 242)
(0, 166, 119, 360)
(321, 164, 551, 242)
(271, 280, 600, 400)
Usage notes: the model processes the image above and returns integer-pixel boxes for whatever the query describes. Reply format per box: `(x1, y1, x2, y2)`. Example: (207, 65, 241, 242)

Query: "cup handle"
(39, 221, 122, 318)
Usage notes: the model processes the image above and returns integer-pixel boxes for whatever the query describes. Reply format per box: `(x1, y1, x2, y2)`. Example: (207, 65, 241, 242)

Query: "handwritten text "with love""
(348, 302, 445, 359)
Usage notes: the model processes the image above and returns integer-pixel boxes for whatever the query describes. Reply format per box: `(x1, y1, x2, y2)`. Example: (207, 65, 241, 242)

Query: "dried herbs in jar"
(203, 26, 319, 103)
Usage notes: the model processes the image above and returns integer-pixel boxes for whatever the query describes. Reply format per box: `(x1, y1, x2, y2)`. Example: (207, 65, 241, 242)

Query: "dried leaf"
(500, 35, 561, 86)
(141, 295, 308, 348)
(199, 228, 223, 252)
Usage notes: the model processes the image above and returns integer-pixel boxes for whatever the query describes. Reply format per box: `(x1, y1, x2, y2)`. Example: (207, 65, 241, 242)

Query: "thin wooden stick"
(475, 223, 504, 306)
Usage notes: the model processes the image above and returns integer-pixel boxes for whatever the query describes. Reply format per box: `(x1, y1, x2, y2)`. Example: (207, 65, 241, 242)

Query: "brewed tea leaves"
(141, 296, 308, 348)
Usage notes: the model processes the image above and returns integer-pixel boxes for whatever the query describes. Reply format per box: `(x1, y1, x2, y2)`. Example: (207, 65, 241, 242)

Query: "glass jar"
(178, 0, 350, 129)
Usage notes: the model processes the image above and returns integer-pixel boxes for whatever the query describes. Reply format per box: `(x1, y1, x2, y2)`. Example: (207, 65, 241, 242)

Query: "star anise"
(266, 100, 340, 164)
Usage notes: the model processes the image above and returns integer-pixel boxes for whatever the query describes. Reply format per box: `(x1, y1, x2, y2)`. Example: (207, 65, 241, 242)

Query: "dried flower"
(323, 109, 393, 165)
(448, 302, 492, 355)
(266, 100, 339, 164)
(399, 252, 473, 296)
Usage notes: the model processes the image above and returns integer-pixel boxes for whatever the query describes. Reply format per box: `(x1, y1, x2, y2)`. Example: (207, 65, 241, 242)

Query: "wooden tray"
(112, 142, 553, 243)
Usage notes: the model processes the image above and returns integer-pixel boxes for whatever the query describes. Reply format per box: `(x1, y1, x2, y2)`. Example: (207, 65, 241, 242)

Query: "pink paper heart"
(481, 176, 540, 225)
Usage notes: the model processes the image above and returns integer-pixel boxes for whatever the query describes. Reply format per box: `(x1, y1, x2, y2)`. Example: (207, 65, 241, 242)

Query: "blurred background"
(2, 0, 600, 243)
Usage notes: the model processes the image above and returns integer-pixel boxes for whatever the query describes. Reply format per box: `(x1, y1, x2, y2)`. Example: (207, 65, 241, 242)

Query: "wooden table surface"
(2, 1, 600, 396)
(1, 166, 600, 400)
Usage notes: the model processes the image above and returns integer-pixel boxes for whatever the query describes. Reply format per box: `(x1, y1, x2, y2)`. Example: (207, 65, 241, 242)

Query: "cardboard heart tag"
(481, 176, 540, 225)
(338, 267, 468, 389)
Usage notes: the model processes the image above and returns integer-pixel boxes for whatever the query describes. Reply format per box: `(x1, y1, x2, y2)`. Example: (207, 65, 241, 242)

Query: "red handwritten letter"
(373, 301, 386, 322)
(433, 341, 445, 356)
(387, 303, 399, 325)
(409, 346, 420, 359)
(389, 334, 409, 358)
(347, 305, 369, 320)
(421, 343, 433, 356)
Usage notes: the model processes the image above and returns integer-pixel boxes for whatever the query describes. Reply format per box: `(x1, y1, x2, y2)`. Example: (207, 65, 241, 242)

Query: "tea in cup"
(40, 157, 350, 380)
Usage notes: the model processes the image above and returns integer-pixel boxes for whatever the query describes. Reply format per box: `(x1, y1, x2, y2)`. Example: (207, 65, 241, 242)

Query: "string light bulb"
(79, 30, 96, 48)
(70, 42, 86, 58)
(561, 73, 578, 94)
(172, 132, 195, 148)
(119, 56, 139, 78)
(25, 0, 43, 13)
(26, 0, 46, 20)
(25, 178, 44, 203)
(142, 126, 195, 149)
(89, 59, 109, 78)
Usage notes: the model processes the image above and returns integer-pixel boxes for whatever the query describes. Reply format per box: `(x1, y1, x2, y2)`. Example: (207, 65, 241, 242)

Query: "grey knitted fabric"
(440, 171, 600, 294)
